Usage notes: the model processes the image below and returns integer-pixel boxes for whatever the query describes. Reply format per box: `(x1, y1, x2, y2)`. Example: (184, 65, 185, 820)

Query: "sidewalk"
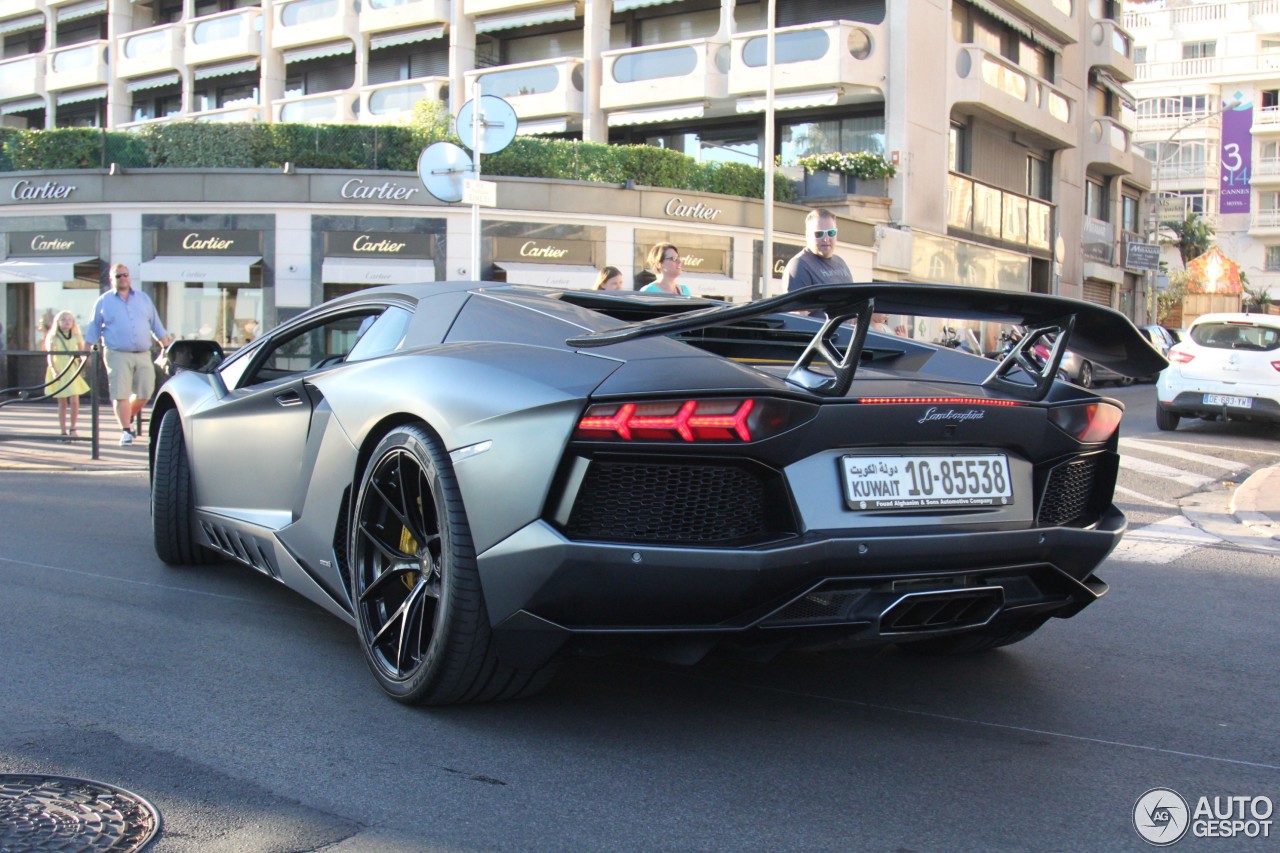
(0, 401, 148, 471)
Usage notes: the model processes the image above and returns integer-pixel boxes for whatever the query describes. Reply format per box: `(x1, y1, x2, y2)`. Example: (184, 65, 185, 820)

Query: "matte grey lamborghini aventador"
(149, 281, 1167, 705)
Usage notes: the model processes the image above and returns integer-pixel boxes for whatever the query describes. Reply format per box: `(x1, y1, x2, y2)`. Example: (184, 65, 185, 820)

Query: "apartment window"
(284, 59, 355, 99)
(1027, 155, 1049, 200)
(1018, 40, 1051, 80)
(634, 8, 719, 46)
(1134, 46, 1146, 64)
(1262, 192, 1280, 212)
(950, 123, 968, 173)
(368, 44, 448, 84)
(644, 125, 759, 166)
(194, 79, 259, 112)
(1263, 141, 1280, 161)
(54, 17, 105, 47)
(1122, 195, 1139, 233)
(780, 114, 885, 165)
(1264, 90, 1280, 109)
(1181, 40, 1215, 60)
(3, 28, 44, 59)
(131, 88, 183, 122)
(1085, 179, 1108, 219)
(1266, 247, 1280, 271)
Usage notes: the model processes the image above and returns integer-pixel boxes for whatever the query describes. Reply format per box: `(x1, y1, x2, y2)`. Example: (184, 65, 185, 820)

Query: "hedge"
(0, 123, 798, 202)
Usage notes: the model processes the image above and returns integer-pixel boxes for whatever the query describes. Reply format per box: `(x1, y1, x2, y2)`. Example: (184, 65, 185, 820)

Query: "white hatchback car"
(1155, 312, 1280, 431)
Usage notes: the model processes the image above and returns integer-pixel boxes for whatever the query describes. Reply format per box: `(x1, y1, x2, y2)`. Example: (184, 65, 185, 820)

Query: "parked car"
(1155, 312, 1280, 431)
(1165, 326, 1188, 345)
(149, 281, 1164, 705)
(1059, 349, 1132, 388)
(1139, 324, 1177, 357)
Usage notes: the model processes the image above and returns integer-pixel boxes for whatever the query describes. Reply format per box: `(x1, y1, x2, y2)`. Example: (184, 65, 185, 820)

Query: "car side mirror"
(158, 340, 225, 376)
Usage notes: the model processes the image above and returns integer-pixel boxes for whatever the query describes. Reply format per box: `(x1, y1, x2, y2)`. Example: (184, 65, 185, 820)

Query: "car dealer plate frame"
(841, 453, 1013, 511)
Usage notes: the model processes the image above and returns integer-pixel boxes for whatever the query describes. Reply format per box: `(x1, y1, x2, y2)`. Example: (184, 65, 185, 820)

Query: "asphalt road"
(1, 389, 1277, 852)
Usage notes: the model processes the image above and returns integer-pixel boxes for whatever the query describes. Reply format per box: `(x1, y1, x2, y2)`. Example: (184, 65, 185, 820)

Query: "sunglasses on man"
(813, 228, 838, 238)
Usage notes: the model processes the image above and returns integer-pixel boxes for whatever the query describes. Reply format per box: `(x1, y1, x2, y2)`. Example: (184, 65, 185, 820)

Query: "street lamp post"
(1146, 97, 1243, 323)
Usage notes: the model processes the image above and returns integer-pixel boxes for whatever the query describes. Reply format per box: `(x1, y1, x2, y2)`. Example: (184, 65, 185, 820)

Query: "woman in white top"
(640, 243, 691, 296)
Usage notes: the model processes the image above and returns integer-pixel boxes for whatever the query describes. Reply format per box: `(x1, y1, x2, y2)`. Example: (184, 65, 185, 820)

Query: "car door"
(190, 307, 386, 526)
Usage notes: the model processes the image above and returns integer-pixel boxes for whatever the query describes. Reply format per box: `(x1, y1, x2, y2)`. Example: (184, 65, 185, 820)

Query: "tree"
(1167, 212, 1214, 268)
(1157, 270, 1190, 325)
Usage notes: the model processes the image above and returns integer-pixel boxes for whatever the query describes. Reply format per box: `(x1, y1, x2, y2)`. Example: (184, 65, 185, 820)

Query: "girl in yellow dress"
(44, 310, 90, 437)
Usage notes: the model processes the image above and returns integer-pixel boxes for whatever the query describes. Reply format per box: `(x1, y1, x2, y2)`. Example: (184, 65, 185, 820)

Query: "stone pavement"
(0, 401, 148, 472)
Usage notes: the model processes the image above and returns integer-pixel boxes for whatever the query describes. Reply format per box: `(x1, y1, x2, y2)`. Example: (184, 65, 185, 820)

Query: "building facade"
(0, 0, 1153, 353)
(1125, 0, 1280, 305)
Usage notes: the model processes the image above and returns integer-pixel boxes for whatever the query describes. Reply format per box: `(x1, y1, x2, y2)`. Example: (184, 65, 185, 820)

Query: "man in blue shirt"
(84, 263, 172, 446)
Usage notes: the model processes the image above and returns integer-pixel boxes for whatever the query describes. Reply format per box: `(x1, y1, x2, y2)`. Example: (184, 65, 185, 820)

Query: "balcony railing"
(600, 38, 729, 114)
(359, 0, 448, 34)
(186, 8, 262, 67)
(1084, 116, 1136, 175)
(1, 0, 46, 15)
(950, 45, 1073, 147)
(273, 90, 356, 123)
(947, 172, 1054, 253)
(192, 104, 264, 122)
(1136, 52, 1280, 81)
(467, 57, 582, 132)
(358, 76, 447, 124)
(1252, 158, 1280, 182)
(1251, 209, 1280, 229)
(1254, 105, 1280, 134)
(0, 54, 45, 102)
(273, 0, 357, 50)
(45, 40, 109, 91)
(1155, 159, 1218, 181)
(728, 20, 887, 107)
(1005, 0, 1075, 42)
(1085, 19, 1134, 82)
(1136, 110, 1222, 134)
(117, 23, 183, 79)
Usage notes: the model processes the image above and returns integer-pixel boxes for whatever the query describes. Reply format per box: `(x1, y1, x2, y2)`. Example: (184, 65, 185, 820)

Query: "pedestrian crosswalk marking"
(1119, 438, 1244, 470)
(1112, 484, 1177, 509)
(1112, 514, 1222, 563)
(1117, 454, 1215, 488)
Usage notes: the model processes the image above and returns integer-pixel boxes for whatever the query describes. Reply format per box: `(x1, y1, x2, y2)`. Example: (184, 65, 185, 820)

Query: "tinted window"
(1190, 323, 1280, 351)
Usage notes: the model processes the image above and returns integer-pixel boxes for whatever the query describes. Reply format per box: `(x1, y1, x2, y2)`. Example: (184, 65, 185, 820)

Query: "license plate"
(841, 454, 1013, 510)
(1203, 393, 1251, 408)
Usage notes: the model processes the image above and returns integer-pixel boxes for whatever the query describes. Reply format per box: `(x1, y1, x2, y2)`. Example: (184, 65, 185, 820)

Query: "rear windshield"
(1190, 322, 1280, 351)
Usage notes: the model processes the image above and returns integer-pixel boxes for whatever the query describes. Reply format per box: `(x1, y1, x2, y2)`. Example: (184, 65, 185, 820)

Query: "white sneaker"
(119, 430, 134, 446)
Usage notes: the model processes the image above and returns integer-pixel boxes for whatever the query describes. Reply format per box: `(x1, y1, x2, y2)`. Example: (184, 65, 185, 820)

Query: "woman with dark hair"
(594, 266, 625, 290)
(640, 243, 690, 296)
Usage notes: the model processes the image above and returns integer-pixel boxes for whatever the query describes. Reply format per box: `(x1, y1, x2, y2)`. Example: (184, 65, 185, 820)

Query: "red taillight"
(577, 399, 757, 441)
(1048, 402, 1123, 443)
(853, 397, 1022, 407)
(1272, 360, 1280, 373)
(1168, 346, 1195, 364)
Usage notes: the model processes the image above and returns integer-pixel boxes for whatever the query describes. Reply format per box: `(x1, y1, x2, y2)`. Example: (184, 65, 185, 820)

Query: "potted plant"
(796, 150, 896, 198)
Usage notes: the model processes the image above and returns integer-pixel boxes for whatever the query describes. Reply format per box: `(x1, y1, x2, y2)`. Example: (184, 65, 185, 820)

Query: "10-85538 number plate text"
(841, 454, 1013, 510)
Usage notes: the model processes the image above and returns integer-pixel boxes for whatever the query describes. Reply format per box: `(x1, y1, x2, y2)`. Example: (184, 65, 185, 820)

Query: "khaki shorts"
(104, 349, 157, 401)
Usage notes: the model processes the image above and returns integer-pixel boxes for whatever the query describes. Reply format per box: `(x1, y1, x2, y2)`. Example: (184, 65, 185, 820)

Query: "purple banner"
(1219, 103, 1252, 214)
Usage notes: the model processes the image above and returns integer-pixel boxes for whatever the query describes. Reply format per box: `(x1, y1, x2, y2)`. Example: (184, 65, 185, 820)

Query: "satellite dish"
(456, 95, 519, 155)
(417, 141, 474, 203)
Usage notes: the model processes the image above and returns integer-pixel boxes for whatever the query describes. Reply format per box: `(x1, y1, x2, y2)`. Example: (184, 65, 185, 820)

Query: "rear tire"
(1078, 361, 1094, 389)
(349, 424, 556, 705)
(1155, 406, 1180, 431)
(151, 409, 204, 565)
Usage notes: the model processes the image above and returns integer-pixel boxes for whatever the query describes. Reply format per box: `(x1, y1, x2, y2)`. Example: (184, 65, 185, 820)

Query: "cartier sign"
(663, 197, 722, 221)
(7, 230, 97, 257)
(9, 179, 76, 201)
(325, 231, 433, 259)
(339, 178, 421, 201)
(156, 230, 261, 256)
(494, 237, 593, 266)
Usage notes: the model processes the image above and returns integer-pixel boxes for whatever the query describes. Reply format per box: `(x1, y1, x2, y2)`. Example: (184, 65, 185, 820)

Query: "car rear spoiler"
(566, 283, 1168, 401)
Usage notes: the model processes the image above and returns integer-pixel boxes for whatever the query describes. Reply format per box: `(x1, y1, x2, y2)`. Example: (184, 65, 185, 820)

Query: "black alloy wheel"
(350, 424, 553, 705)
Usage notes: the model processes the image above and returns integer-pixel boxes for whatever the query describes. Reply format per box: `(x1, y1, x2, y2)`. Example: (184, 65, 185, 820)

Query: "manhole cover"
(0, 774, 160, 853)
